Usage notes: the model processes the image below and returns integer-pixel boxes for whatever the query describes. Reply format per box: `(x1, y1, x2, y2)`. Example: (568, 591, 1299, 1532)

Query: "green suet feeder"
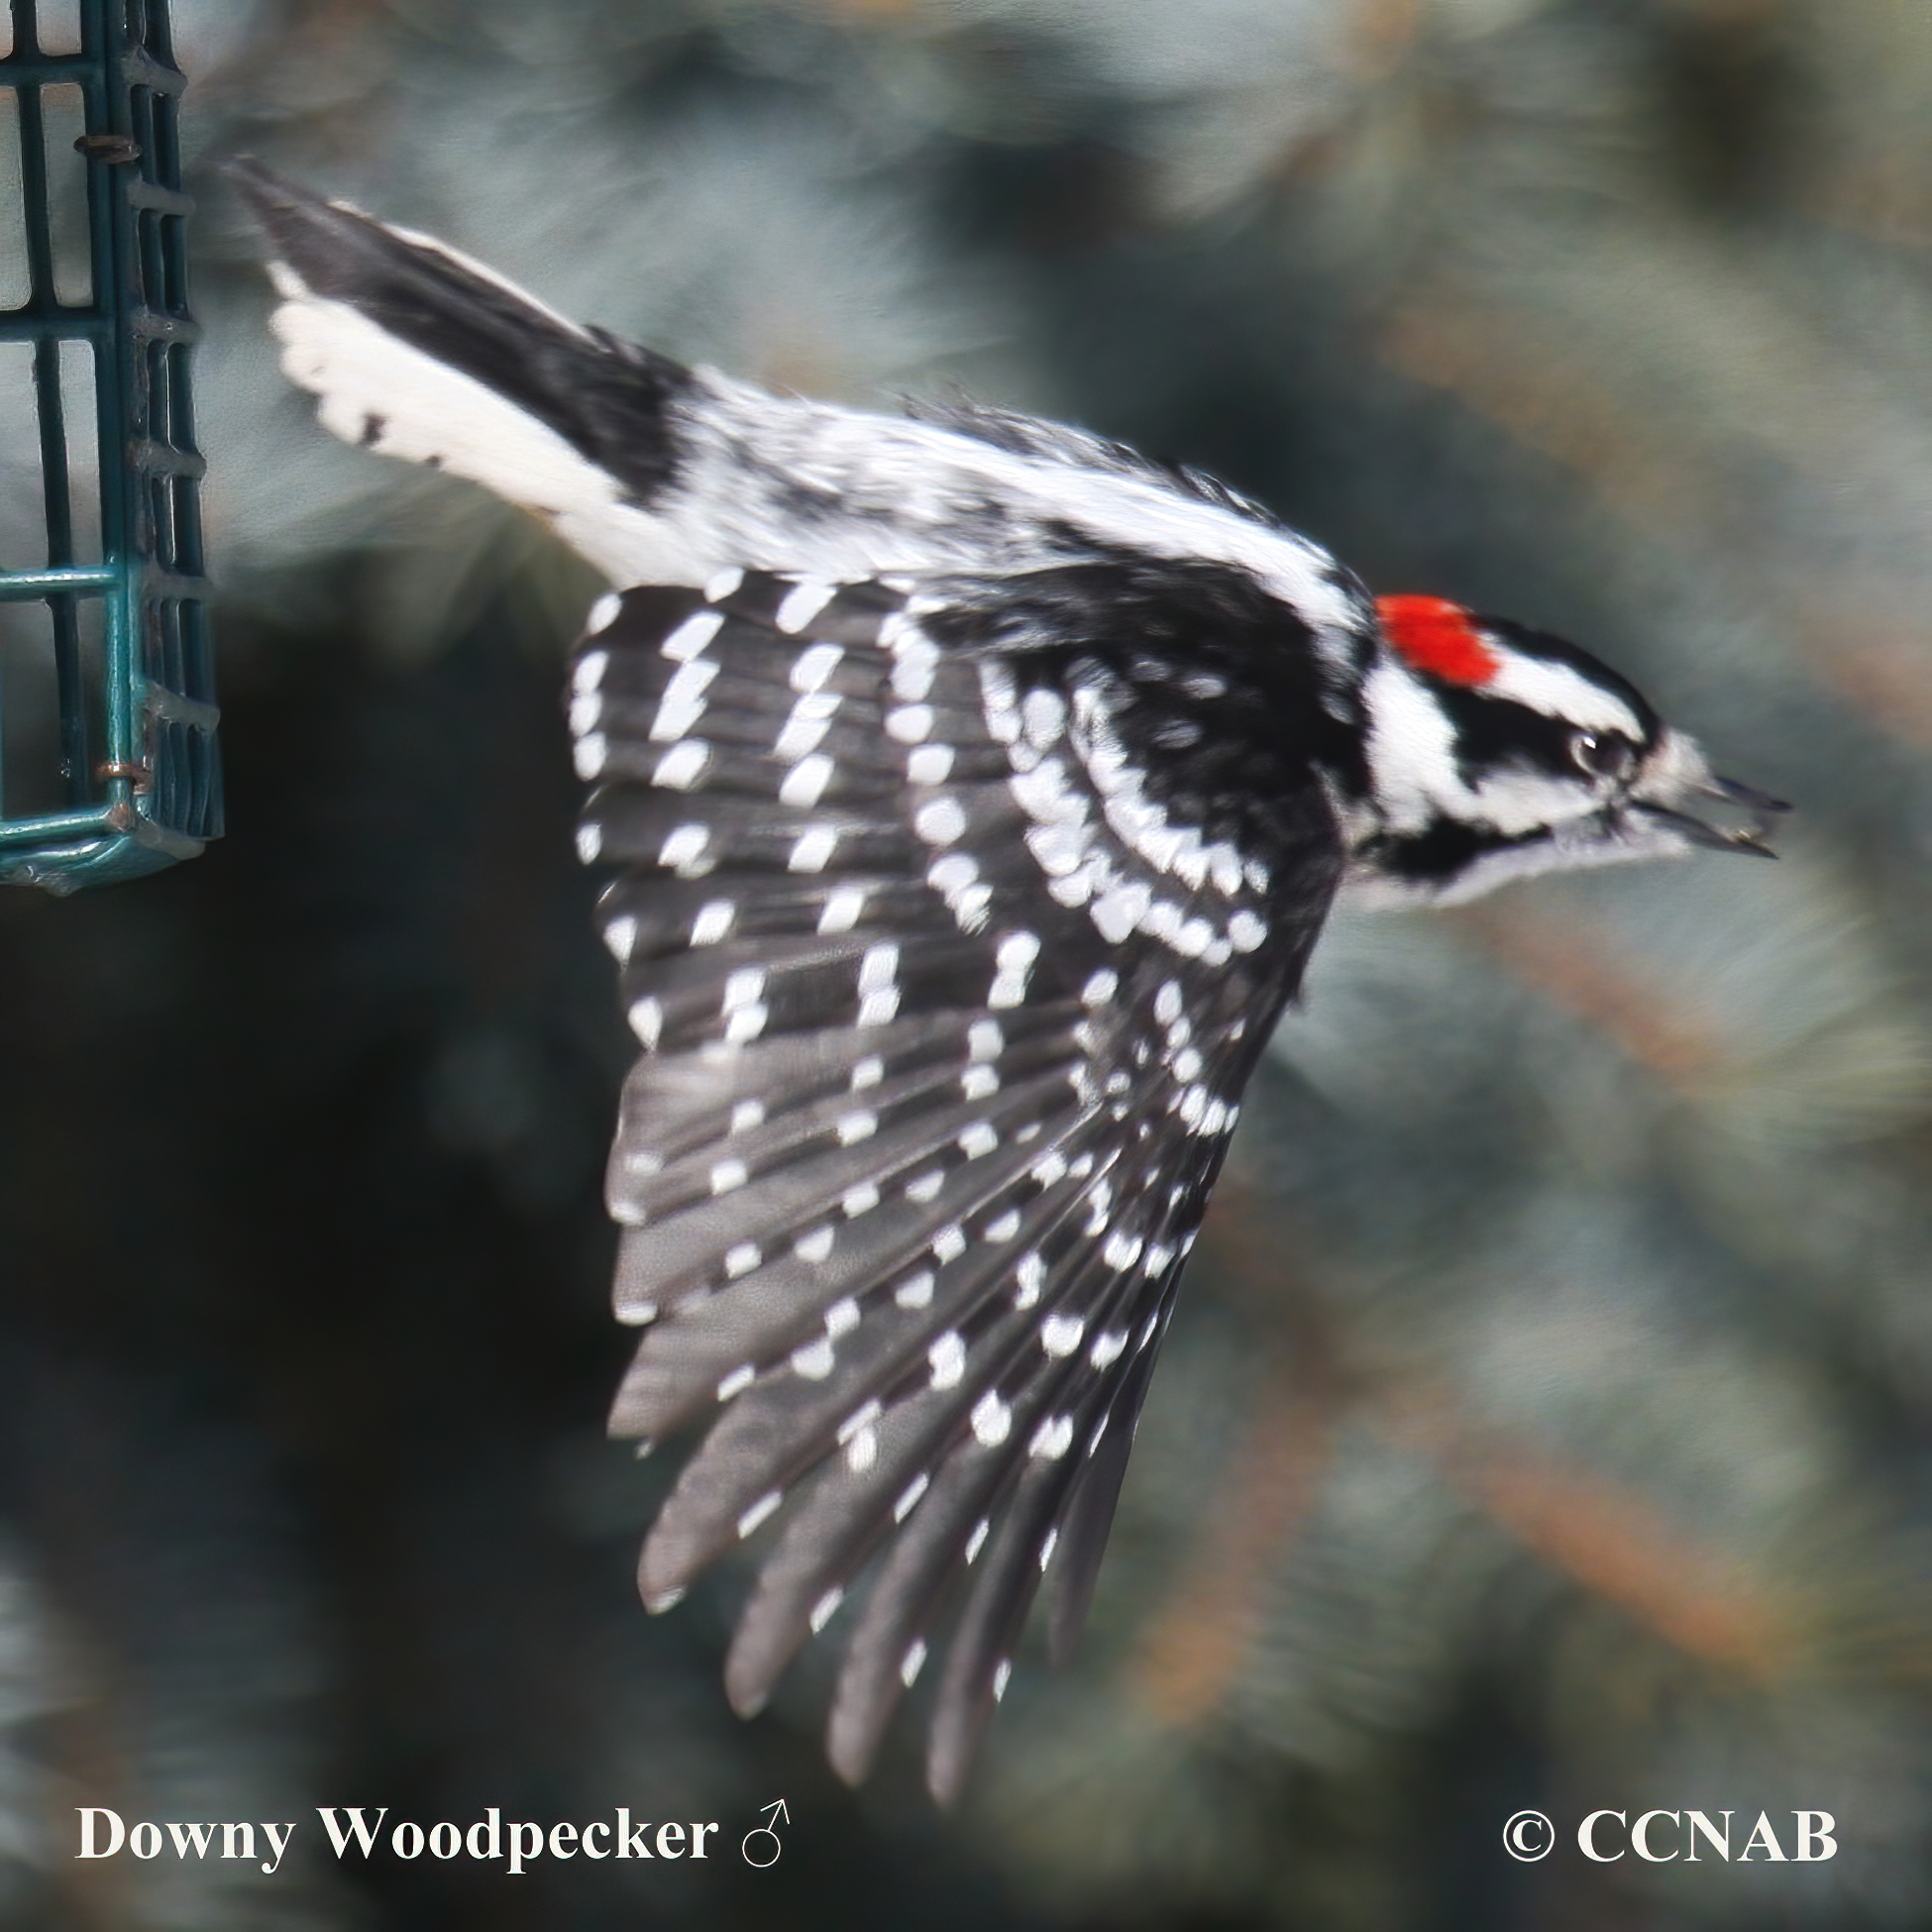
(0, 0, 217, 893)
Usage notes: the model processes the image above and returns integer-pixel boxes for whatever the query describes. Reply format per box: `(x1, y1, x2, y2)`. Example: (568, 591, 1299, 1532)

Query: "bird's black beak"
(1638, 775, 1789, 858)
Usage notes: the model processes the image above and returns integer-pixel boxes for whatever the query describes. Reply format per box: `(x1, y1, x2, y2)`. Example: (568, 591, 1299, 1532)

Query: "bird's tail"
(224, 160, 694, 561)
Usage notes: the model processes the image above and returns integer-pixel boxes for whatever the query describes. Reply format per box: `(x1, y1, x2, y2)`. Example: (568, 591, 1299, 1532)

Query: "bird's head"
(1340, 594, 1785, 907)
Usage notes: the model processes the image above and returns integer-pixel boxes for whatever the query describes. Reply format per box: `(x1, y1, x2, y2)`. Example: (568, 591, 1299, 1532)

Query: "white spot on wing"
(776, 579, 837, 633)
(775, 689, 840, 760)
(889, 629, 938, 700)
(1229, 910, 1266, 952)
(791, 1337, 835, 1379)
(660, 608, 723, 661)
(779, 753, 835, 807)
(908, 743, 954, 785)
(914, 797, 967, 845)
(925, 851, 990, 932)
(928, 1332, 967, 1388)
(691, 899, 734, 945)
(989, 930, 1040, 1009)
(789, 826, 838, 873)
(736, 1490, 783, 1539)
(1015, 1251, 1045, 1309)
(1040, 1314, 1085, 1357)
(651, 657, 719, 740)
(1021, 688, 1066, 746)
(658, 823, 710, 875)
(653, 740, 710, 791)
(789, 641, 844, 692)
(837, 1399, 881, 1445)
(818, 886, 867, 933)
(971, 1390, 1012, 1446)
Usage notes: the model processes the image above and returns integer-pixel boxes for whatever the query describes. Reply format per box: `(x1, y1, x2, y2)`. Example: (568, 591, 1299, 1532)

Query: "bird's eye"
(1569, 730, 1636, 782)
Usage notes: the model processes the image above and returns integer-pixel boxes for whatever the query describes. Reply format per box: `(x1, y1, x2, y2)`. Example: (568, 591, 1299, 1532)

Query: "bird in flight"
(229, 161, 1783, 1803)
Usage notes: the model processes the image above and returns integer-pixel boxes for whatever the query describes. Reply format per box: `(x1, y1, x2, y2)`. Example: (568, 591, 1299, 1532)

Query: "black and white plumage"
(230, 162, 1784, 1802)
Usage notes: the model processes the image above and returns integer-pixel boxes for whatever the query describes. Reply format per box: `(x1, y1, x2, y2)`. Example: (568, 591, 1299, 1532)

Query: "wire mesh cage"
(0, 0, 217, 894)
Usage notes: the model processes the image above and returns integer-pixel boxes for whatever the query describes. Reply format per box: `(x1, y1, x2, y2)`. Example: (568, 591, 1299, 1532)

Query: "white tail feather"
(266, 265, 678, 585)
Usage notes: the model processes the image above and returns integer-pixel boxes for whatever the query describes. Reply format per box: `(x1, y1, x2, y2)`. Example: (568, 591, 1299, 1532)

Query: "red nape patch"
(1374, 595, 1500, 687)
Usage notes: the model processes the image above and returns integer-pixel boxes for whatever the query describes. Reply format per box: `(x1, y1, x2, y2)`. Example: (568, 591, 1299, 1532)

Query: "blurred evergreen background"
(5, 0, 1932, 1925)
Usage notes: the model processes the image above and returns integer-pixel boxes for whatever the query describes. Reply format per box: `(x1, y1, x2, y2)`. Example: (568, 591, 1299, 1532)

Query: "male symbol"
(742, 1798, 789, 1868)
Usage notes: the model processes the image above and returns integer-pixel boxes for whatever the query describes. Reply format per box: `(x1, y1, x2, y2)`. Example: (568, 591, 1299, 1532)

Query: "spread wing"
(570, 560, 1344, 1800)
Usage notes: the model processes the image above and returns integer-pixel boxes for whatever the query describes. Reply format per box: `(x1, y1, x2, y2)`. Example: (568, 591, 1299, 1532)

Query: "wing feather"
(570, 565, 1344, 1796)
